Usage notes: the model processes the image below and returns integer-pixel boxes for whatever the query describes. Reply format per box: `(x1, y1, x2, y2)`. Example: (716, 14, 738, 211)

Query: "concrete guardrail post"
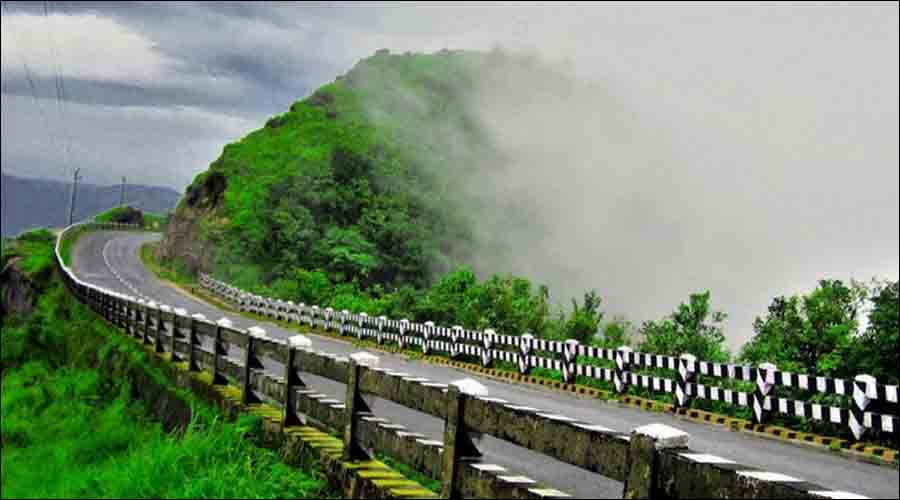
(170, 309, 186, 363)
(358, 313, 369, 341)
(242, 327, 266, 406)
(343, 355, 377, 462)
(399, 319, 410, 351)
(518, 334, 534, 376)
(753, 363, 778, 426)
(676, 354, 698, 411)
(450, 326, 464, 359)
(142, 302, 154, 347)
(188, 314, 205, 373)
(154, 305, 167, 355)
(615, 346, 634, 395)
(482, 329, 496, 369)
(441, 385, 484, 499)
(563, 339, 580, 384)
(377, 316, 388, 345)
(283, 337, 311, 429)
(212, 318, 231, 385)
(424, 322, 436, 356)
(852, 374, 877, 441)
(624, 424, 690, 499)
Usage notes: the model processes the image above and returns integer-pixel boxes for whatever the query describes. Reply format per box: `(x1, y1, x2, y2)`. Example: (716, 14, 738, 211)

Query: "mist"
(359, 4, 900, 350)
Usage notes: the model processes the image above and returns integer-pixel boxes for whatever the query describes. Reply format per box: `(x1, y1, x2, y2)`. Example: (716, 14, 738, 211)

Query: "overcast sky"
(2, 2, 897, 348)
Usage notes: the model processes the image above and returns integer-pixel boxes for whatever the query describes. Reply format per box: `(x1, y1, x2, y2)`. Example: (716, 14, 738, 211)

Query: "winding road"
(72, 231, 900, 499)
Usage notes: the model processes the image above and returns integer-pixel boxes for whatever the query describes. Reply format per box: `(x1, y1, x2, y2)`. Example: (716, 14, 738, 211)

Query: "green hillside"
(167, 50, 495, 293)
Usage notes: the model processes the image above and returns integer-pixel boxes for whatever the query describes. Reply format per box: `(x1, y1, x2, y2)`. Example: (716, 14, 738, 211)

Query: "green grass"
(143, 212, 167, 231)
(57, 226, 87, 267)
(1, 363, 332, 499)
(140, 242, 195, 286)
(1, 233, 334, 500)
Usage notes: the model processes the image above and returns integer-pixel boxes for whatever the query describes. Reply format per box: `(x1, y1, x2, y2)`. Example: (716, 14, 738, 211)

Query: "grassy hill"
(163, 50, 498, 293)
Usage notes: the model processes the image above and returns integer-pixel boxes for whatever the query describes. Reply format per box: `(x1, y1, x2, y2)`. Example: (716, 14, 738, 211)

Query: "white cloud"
(2, 93, 257, 188)
(1, 12, 172, 85)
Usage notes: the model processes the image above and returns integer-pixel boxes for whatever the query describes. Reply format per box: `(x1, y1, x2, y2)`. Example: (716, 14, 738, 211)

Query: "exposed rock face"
(159, 171, 228, 275)
(1, 258, 37, 316)
(159, 206, 211, 275)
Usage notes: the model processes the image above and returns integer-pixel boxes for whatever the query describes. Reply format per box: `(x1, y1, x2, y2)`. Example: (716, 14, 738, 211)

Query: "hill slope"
(162, 50, 500, 290)
(1, 174, 180, 237)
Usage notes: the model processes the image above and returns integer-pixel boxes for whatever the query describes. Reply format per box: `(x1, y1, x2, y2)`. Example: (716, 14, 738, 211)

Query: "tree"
(331, 147, 374, 185)
(848, 281, 899, 384)
(318, 227, 380, 284)
(597, 317, 634, 349)
(741, 280, 868, 377)
(561, 291, 605, 344)
(461, 275, 551, 337)
(268, 204, 317, 270)
(639, 292, 729, 362)
(416, 267, 479, 325)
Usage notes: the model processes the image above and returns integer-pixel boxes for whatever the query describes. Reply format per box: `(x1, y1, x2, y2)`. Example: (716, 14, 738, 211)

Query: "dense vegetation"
(179, 50, 494, 291)
(94, 206, 167, 229)
(1, 231, 331, 499)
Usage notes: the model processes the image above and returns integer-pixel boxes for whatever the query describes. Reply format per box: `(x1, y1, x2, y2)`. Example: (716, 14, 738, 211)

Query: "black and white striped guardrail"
(199, 273, 899, 443)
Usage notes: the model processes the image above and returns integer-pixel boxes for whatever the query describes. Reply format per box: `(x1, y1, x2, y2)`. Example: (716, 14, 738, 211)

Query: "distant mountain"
(1, 174, 181, 237)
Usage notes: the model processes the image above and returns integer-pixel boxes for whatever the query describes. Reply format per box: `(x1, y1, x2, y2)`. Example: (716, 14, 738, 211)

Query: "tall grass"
(1, 233, 333, 500)
(1, 363, 332, 499)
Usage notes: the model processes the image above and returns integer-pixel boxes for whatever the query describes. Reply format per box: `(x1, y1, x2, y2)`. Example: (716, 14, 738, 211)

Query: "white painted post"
(676, 354, 698, 410)
(615, 346, 634, 395)
(753, 363, 778, 426)
(851, 375, 877, 441)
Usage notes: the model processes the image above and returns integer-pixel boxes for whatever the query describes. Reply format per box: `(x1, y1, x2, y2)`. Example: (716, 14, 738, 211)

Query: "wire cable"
(43, 0, 75, 176)
(1, 0, 61, 175)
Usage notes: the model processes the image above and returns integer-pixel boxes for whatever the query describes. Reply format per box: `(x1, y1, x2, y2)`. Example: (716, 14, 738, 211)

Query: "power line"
(1, 0, 60, 174)
(43, 0, 74, 176)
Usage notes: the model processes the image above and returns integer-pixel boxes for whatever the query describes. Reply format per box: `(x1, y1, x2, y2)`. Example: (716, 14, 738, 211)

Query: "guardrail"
(53, 224, 871, 499)
(199, 274, 898, 444)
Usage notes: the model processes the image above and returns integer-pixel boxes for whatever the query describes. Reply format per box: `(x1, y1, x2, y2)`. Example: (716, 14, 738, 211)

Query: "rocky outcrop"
(1, 258, 37, 316)
(158, 206, 211, 275)
(159, 171, 228, 276)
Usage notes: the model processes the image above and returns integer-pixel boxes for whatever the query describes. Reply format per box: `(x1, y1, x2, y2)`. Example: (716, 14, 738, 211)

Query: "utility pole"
(120, 177, 127, 207)
(68, 168, 81, 226)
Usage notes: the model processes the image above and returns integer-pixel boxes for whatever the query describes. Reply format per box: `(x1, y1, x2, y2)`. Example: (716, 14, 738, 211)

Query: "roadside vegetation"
(1, 232, 333, 500)
(140, 242, 194, 286)
(94, 206, 168, 229)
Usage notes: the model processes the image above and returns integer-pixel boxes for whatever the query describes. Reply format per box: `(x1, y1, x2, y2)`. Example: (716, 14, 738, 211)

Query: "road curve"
(72, 231, 900, 499)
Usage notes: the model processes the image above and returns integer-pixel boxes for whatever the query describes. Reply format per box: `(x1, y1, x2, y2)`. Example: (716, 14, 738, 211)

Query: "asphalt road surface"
(72, 231, 900, 499)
